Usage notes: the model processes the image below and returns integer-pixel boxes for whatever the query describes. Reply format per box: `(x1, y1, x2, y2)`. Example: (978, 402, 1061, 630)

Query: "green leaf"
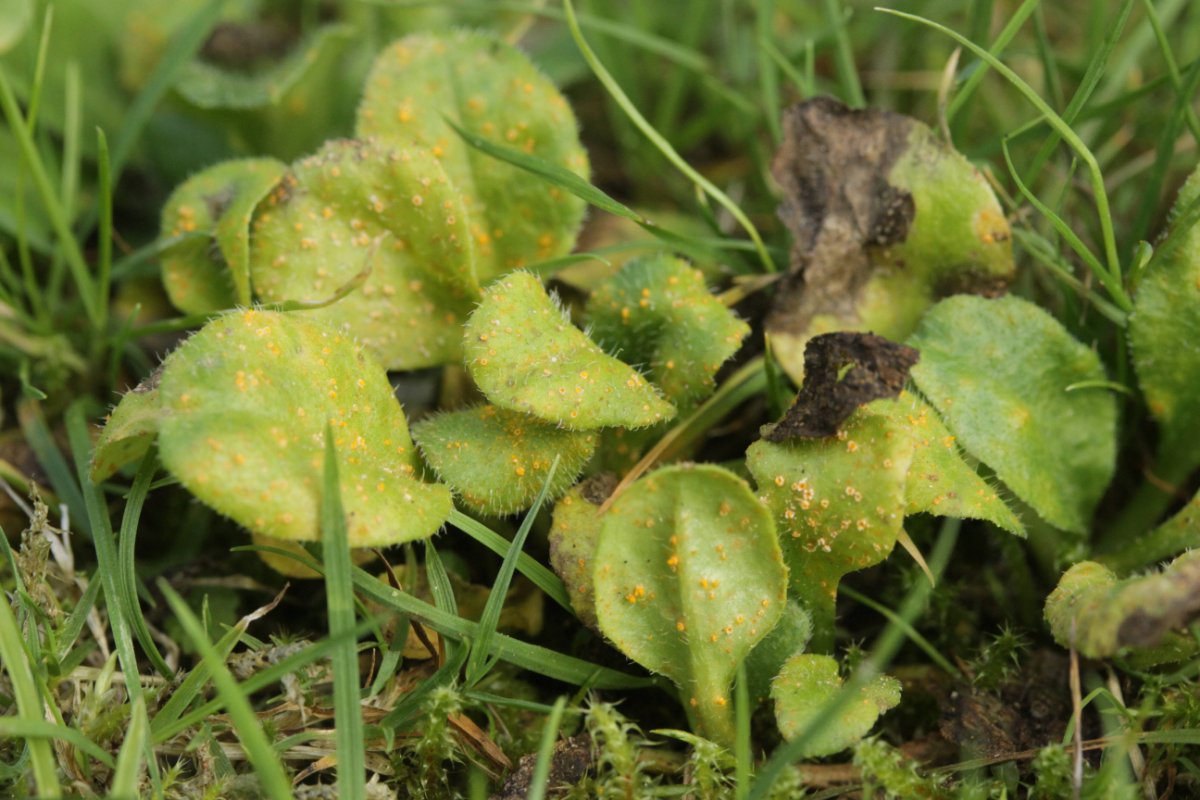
(160, 157, 287, 313)
(464, 272, 675, 430)
(0, 0, 32, 54)
(250, 139, 479, 370)
(587, 254, 750, 410)
(771, 654, 900, 757)
(592, 464, 786, 745)
(413, 405, 596, 515)
(744, 601, 813, 705)
(1044, 553, 1200, 662)
(356, 30, 588, 281)
(907, 295, 1117, 533)
(151, 309, 452, 546)
(747, 410, 914, 649)
(1130, 166, 1200, 474)
(547, 475, 616, 630)
(90, 378, 163, 482)
(871, 392, 1024, 536)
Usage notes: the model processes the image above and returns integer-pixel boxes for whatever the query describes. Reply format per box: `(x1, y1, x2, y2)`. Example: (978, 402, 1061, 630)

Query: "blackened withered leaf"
(763, 332, 919, 441)
(767, 97, 1014, 383)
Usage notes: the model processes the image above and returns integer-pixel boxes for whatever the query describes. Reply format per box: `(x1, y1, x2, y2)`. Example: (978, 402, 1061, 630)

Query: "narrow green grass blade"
(0, 574, 61, 796)
(467, 457, 559, 686)
(148, 619, 245, 737)
(423, 539, 462, 662)
(526, 695, 569, 800)
(0, 71, 99, 327)
(946, 0, 1039, 125)
(448, 510, 571, 613)
(878, 7, 1123, 287)
(821, 0, 864, 107)
(735, 662, 750, 800)
(562, 0, 777, 274)
(378, 645, 469, 732)
(0, 718, 113, 770)
(840, 586, 962, 678)
(107, 0, 222, 179)
(17, 399, 91, 536)
(56, 574, 101, 662)
(152, 618, 378, 744)
(159, 582, 294, 799)
(1022, 0, 1135, 183)
(1011, 228, 1127, 326)
(118, 450, 172, 677)
(748, 519, 961, 800)
(321, 426, 366, 800)
(21, 6, 52, 133)
(1141, 0, 1200, 145)
(756, 0, 782, 144)
(60, 62, 81, 227)
(1001, 138, 1131, 312)
(110, 696, 148, 796)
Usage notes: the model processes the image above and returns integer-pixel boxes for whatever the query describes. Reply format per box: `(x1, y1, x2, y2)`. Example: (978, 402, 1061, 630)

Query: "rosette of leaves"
(1129, 165, 1200, 479)
(92, 310, 452, 547)
(586, 254, 750, 411)
(1045, 552, 1200, 663)
(160, 157, 287, 313)
(249, 138, 479, 370)
(907, 295, 1117, 534)
(463, 272, 675, 430)
(412, 404, 596, 515)
(771, 653, 900, 757)
(356, 29, 588, 281)
(748, 409, 914, 649)
(591, 464, 787, 745)
(766, 97, 1015, 383)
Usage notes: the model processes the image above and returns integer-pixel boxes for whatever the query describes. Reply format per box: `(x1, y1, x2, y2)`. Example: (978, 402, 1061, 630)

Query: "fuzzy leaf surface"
(747, 411, 913, 648)
(160, 157, 286, 312)
(771, 653, 900, 756)
(908, 295, 1116, 534)
(592, 465, 786, 745)
(1130, 166, 1200, 474)
(90, 378, 164, 482)
(413, 405, 596, 515)
(464, 272, 675, 430)
(547, 475, 616, 632)
(154, 309, 452, 546)
(250, 139, 478, 370)
(586, 254, 749, 410)
(357, 30, 588, 281)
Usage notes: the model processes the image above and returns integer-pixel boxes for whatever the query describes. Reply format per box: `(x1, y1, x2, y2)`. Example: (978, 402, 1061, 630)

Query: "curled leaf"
(413, 405, 596, 516)
(586, 254, 750, 411)
(250, 139, 478, 370)
(1045, 552, 1200, 661)
(464, 272, 675, 430)
(767, 97, 1014, 383)
(592, 465, 786, 745)
(547, 474, 616, 631)
(90, 373, 163, 483)
(908, 295, 1117, 534)
(771, 653, 900, 757)
(357, 30, 588, 281)
(762, 332, 919, 441)
(160, 157, 287, 312)
(150, 309, 452, 547)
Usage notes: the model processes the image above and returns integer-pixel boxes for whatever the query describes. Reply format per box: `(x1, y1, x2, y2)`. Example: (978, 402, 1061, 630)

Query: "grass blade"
(118, 450, 172, 677)
(110, 696, 148, 796)
(466, 457, 559, 686)
(320, 426, 366, 800)
(95, 127, 112, 333)
(821, 0, 864, 107)
(159, 581, 294, 800)
(447, 510, 572, 612)
(526, 695, 569, 800)
(562, 0, 777, 274)
(0, 718, 113, 771)
(0, 571, 61, 796)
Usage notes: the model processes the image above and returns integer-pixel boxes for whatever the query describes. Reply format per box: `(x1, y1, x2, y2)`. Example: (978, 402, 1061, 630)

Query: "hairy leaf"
(160, 157, 286, 312)
(464, 272, 675, 430)
(90, 375, 164, 482)
(771, 653, 900, 756)
(250, 139, 478, 370)
(152, 309, 452, 546)
(357, 30, 588, 281)
(413, 405, 596, 515)
(748, 411, 914, 649)
(908, 295, 1117, 533)
(586, 254, 749, 410)
(592, 465, 786, 745)
(547, 474, 616, 631)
